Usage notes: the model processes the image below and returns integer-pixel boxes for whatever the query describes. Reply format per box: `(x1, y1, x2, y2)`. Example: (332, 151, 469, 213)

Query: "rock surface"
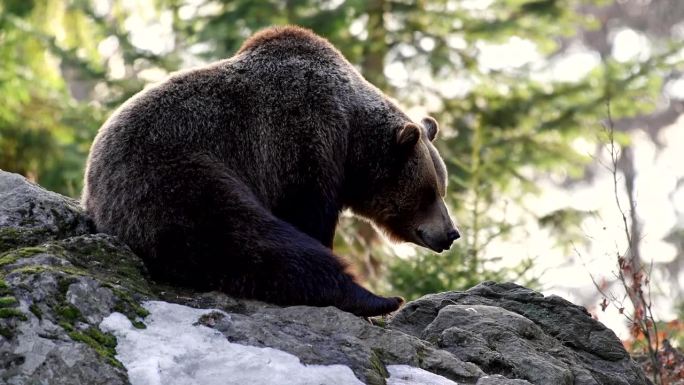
(389, 285, 648, 385)
(0, 172, 93, 253)
(0, 170, 650, 385)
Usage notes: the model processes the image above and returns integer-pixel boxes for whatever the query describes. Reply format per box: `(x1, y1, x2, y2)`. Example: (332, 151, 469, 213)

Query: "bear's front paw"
(339, 284, 404, 317)
(381, 296, 405, 314)
(362, 295, 404, 317)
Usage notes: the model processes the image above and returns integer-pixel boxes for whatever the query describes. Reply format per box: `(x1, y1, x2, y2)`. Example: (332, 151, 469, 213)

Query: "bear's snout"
(413, 198, 460, 253)
(416, 221, 460, 253)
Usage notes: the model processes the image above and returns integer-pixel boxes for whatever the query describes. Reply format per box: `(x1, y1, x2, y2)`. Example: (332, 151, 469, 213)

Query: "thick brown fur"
(83, 26, 456, 317)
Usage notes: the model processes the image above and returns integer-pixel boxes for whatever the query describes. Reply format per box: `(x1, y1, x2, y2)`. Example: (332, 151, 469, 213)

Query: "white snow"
(387, 365, 459, 385)
(100, 301, 459, 385)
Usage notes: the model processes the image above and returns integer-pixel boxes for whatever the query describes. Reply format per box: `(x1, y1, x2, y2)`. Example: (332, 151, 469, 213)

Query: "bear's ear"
(396, 123, 421, 151)
(421, 117, 439, 142)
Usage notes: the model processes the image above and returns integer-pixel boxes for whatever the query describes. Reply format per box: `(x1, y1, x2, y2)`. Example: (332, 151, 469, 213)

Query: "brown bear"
(82, 26, 459, 317)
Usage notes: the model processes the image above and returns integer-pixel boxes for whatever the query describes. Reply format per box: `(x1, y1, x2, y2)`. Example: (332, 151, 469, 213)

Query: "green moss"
(370, 316, 387, 328)
(9, 264, 87, 277)
(0, 253, 19, 267)
(0, 326, 12, 339)
(53, 277, 80, 330)
(0, 281, 26, 338)
(105, 287, 149, 331)
(0, 307, 27, 321)
(112, 288, 149, 320)
(6, 266, 46, 276)
(415, 345, 427, 366)
(134, 304, 149, 318)
(0, 227, 23, 253)
(13, 246, 48, 257)
(0, 296, 18, 307)
(366, 349, 389, 385)
(0, 227, 20, 238)
(58, 321, 74, 332)
(84, 326, 117, 348)
(0, 227, 53, 253)
(29, 303, 42, 320)
(0, 246, 50, 268)
(58, 276, 77, 294)
(68, 327, 122, 368)
(369, 349, 389, 378)
(56, 304, 81, 322)
(0, 291, 24, 320)
(57, 237, 152, 296)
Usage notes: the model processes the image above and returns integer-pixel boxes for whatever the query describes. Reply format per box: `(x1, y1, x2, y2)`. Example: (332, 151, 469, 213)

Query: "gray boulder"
(0, 170, 650, 385)
(0, 171, 93, 253)
(389, 284, 648, 385)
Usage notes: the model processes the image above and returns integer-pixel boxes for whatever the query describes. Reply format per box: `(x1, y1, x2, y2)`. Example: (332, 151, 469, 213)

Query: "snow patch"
(100, 301, 458, 385)
(100, 301, 363, 385)
(387, 365, 459, 385)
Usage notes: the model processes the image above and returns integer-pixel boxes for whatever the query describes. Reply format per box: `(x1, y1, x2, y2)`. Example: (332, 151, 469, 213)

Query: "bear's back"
(93, 27, 355, 163)
(84, 27, 360, 221)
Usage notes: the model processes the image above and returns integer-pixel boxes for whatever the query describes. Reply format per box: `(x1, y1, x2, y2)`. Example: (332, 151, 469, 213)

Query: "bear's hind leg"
(154, 154, 402, 317)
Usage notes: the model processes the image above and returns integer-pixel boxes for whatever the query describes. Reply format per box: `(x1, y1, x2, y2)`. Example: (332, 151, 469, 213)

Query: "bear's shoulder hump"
(237, 25, 332, 54)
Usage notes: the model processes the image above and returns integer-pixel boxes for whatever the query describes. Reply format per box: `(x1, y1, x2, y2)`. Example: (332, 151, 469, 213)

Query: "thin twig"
(603, 100, 662, 384)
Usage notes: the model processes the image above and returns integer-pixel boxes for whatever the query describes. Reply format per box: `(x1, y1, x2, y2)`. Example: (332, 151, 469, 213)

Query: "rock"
(0, 235, 136, 385)
(188, 296, 483, 385)
(0, 171, 93, 253)
(389, 283, 650, 385)
(0, 170, 651, 385)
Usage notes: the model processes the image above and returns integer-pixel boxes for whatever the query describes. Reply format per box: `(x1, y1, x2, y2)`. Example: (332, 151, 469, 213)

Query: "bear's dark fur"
(83, 26, 458, 316)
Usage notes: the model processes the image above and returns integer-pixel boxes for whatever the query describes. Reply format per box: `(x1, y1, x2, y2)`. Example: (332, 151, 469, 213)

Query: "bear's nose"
(446, 229, 460, 243)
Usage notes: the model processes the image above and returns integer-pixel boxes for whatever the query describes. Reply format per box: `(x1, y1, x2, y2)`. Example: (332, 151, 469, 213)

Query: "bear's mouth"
(415, 229, 447, 253)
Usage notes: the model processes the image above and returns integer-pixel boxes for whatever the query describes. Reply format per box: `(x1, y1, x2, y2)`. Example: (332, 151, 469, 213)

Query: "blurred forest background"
(2, 0, 684, 377)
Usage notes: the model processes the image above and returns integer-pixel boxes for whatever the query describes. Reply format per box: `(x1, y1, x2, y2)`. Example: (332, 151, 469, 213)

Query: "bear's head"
(353, 116, 460, 252)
